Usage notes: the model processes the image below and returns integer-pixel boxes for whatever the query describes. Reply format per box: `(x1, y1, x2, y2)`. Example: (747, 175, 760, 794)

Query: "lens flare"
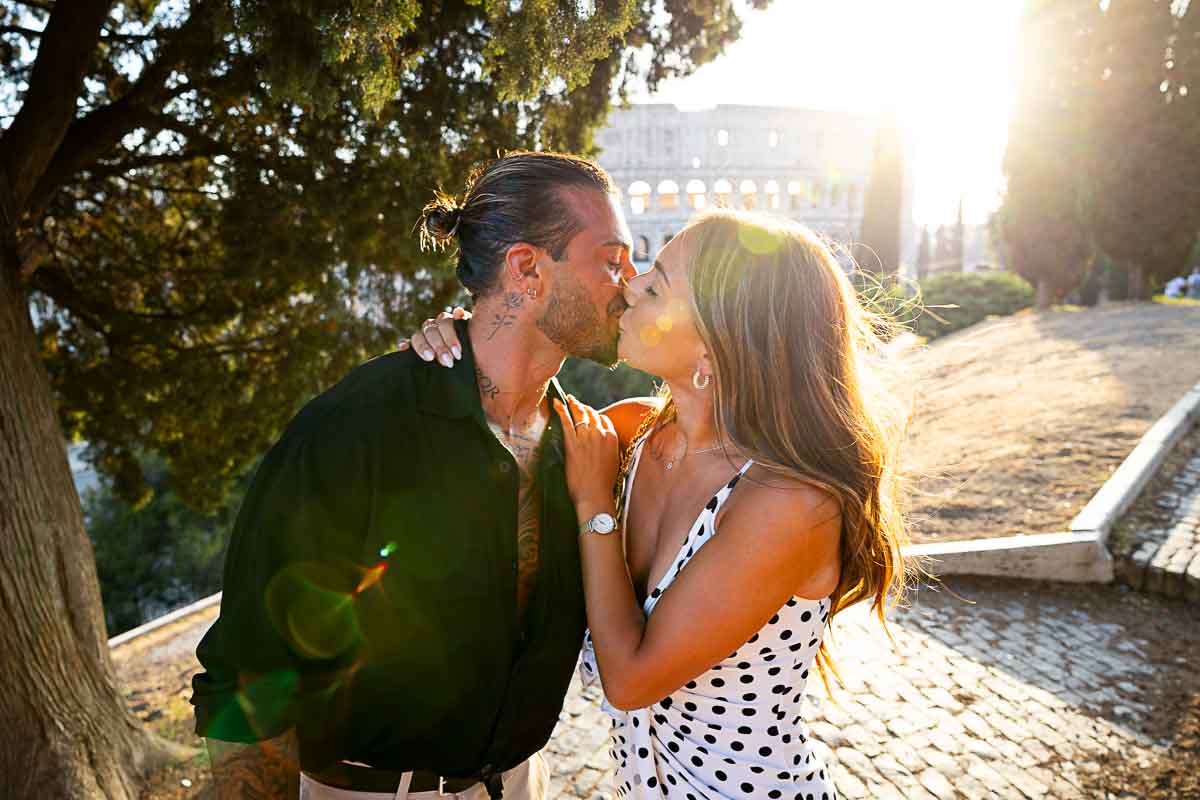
(205, 669, 299, 741)
(738, 224, 785, 256)
(266, 562, 363, 660)
(639, 324, 664, 347)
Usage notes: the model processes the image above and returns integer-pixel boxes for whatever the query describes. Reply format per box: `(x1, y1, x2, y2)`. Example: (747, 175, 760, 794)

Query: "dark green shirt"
(191, 320, 586, 782)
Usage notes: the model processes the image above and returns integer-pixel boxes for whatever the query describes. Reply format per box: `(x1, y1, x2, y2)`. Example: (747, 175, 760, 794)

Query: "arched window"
(768, 129, 780, 148)
(686, 179, 707, 210)
(634, 235, 651, 263)
(663, 232, 676, 248)
(629, 180, 651, 215)
(765, 179, 781, 210)
(657, 179, 680, 211)
(739, 179, 758, 210)
(787, 179, 805, 210)
(713, 178, 733, 207)
(717, 129, 729, 147)
(691, 156, 701, 169)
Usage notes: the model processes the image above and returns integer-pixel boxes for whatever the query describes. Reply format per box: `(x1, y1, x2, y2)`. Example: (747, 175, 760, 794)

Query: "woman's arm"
(556, 396, 841, 711)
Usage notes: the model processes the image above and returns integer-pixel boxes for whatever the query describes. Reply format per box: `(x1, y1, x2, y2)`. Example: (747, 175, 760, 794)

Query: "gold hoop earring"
(692, 368, 711, 390)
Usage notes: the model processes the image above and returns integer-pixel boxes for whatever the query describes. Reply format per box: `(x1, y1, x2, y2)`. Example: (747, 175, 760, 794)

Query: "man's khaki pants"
(299, 753, 549, 800)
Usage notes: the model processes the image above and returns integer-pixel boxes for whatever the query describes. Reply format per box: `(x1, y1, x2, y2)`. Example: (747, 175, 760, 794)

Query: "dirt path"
(901, 302, 1200, 543)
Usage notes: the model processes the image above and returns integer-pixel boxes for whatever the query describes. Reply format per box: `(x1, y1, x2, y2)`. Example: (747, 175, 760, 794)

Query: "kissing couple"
(192, 150, 907, 800)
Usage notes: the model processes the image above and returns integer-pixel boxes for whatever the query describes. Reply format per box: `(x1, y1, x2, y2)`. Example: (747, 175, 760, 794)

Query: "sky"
(629, 0, 1025, 225)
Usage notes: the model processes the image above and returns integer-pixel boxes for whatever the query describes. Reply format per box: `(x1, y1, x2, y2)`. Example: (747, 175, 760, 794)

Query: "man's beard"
(536, 274, 622, 367)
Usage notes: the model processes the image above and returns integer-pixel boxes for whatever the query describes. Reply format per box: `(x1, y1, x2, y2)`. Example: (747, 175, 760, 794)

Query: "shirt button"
(498, 462, 512, 474)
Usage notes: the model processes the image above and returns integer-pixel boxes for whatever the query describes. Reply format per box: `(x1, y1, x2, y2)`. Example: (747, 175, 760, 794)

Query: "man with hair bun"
(193, 150, 635, 799)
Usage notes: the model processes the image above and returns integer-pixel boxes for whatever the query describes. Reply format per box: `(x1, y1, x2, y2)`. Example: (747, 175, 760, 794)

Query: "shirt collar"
(416, 318, 570, 421)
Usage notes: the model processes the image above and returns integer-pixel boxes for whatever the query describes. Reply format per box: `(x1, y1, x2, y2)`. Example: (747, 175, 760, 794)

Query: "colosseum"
(594, 104, 915, 270)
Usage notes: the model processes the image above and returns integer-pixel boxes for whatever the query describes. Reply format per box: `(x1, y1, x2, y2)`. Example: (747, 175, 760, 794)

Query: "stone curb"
(1070, 381, 1200, 539)
(108, 591, 222, 650)
(905, 531, 1113, 583)
(908, 381, 1200, 584)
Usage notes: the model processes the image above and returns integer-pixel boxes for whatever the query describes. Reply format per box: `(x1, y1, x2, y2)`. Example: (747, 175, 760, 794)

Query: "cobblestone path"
(119, 577, 1195, 800)
(546, 579, 1181, 800)
(1121, 436, 1200, 601)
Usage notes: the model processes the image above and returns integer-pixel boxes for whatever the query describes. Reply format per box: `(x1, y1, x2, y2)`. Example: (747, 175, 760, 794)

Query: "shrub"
(914, 271, 1034, 340)
(84, 453, 248, 634)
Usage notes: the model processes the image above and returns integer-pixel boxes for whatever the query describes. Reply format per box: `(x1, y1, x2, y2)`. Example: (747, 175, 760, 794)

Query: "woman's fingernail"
(451, 345, 461, 360)
(421, 350, 434, 361)
(438, 353, 454, 368)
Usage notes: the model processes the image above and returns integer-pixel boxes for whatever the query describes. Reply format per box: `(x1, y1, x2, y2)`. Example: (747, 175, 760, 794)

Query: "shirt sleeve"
(191, 416, 372, 742)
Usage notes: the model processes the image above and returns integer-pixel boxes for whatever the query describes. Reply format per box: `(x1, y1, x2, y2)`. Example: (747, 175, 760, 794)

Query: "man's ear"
(503, 242, 543, 296)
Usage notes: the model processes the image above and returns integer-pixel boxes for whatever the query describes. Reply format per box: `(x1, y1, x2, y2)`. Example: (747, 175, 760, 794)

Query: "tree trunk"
(1126, 264, 1147, 301)
(0, 253, 185, 798)
(1036, 278, 1053, 309)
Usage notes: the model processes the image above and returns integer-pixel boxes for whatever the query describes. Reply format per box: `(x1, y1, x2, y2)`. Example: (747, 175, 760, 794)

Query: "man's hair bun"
(417, 191, 463, 252)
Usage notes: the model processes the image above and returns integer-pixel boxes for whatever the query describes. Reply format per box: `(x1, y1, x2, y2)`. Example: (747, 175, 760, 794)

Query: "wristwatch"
(579, 512, 617, 536)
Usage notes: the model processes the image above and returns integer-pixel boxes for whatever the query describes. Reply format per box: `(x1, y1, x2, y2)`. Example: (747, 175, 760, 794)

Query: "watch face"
(592, 513, 617, 534)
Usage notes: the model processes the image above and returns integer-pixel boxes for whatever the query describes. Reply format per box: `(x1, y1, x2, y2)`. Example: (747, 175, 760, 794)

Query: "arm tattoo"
(486, 292, 524, 341)
(207, 731, 300, 800)
(476, 367, 500, 401)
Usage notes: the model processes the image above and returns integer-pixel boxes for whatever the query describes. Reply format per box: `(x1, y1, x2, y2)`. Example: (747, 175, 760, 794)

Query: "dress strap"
(705, 458, 755, 518)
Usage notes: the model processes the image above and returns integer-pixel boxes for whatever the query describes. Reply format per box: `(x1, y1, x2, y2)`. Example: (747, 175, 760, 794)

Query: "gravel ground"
(902, 302, 1200, 543)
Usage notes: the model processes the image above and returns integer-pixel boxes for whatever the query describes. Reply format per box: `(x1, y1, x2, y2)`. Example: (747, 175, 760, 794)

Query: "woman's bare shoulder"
(601, 397, 664, 448)
(732, 467, 842, 530)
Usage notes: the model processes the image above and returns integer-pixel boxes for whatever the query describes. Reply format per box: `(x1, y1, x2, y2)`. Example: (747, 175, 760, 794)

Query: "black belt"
(306, 761, 488, 795)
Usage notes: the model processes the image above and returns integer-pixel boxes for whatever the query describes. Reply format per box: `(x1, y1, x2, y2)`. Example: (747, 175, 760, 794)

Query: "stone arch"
(764, 179, 781, 210)
(739, 179, 758, 210)
(657, 179, 680, 211)
(713, 178, 733, 207)
(629, 180, 651, 215)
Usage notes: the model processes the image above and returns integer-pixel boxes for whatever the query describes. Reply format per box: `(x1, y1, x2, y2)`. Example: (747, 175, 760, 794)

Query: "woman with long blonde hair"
(403, 209, 908, 800)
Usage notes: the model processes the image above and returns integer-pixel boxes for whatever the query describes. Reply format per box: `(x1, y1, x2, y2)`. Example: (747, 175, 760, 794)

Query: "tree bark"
(1127, 264, 1147, 302)
(0, 1, 110, 213)
(0, 252, 185, 798)
(1036, 278, 1053, 309)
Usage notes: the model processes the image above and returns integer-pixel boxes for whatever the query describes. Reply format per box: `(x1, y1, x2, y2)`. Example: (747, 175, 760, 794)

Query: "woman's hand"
(397, 306, 470, 367)
(553, 395, 621, 512)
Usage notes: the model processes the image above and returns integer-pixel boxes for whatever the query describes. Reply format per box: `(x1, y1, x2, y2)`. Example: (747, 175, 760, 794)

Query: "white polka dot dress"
(580, 439, 837, 800)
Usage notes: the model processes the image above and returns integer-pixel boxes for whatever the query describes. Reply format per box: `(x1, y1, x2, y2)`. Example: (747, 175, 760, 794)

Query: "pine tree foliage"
(1, 0, 769, 511)
(999, 0, 1097, 307)
(1083, 0, 1200, 297)
(855, 113, 904, 274)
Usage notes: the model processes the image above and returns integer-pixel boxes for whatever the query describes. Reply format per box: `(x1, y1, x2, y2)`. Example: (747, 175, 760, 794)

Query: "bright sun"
(631, 0, 1024, 225)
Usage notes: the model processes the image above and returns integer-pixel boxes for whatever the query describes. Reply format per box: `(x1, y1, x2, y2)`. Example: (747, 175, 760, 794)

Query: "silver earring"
(692, 368, 711, 390)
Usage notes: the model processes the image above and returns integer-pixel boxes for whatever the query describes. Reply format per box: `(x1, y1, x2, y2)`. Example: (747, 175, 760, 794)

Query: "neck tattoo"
(486, 291, 525, 341)
(475, 367, 500, 401)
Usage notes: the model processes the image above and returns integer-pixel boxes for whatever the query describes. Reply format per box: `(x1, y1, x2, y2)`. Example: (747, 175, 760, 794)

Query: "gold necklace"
(663, 441, 724, 471)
